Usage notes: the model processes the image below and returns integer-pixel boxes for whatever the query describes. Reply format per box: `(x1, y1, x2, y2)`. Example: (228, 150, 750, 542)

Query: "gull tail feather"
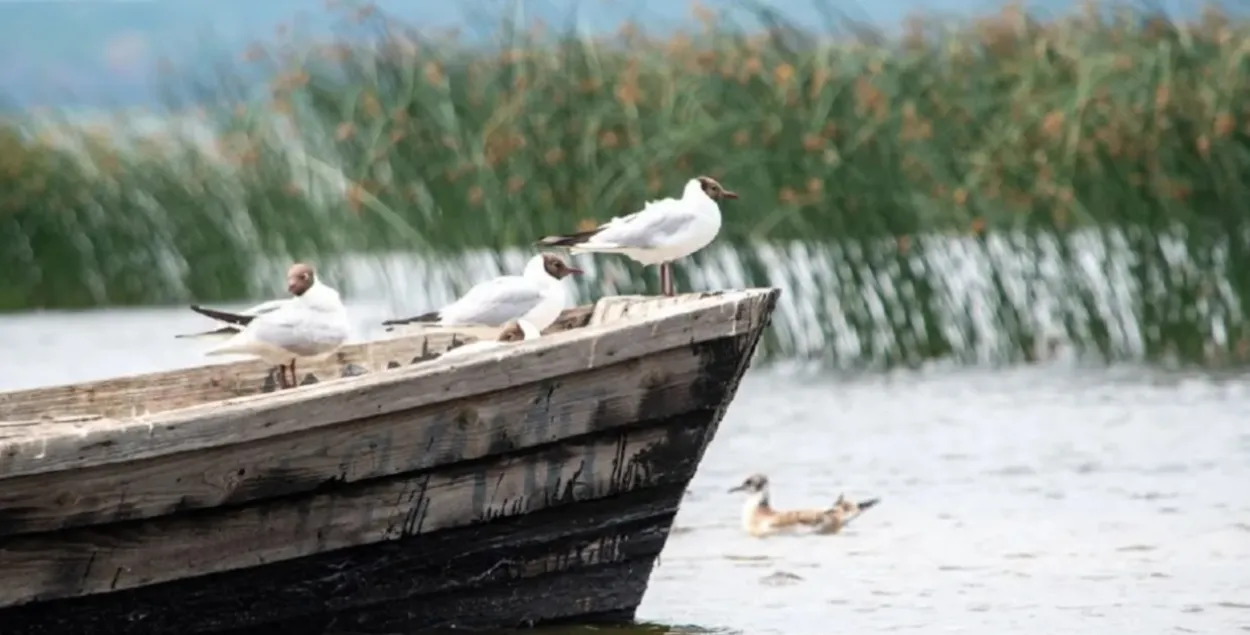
(838, 498, 881, 530)
(856, 498, 881, 511)
(174, 325, 241, 339)
(202, 330, 267, 358)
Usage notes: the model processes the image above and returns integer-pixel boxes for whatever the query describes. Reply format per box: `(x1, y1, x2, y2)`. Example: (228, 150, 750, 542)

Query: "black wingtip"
(536, 228, 600, 248)
(857, 498, 880, 511)
(188, 304, 254, 326)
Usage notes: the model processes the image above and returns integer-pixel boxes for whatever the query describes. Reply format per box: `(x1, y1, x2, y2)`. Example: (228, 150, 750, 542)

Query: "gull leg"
(290, 360, 298, 388)
(275, 365, 290, 389)
(658, 264, 670, 297)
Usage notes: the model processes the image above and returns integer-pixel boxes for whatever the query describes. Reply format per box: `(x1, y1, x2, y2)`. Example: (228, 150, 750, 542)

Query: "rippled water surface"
(2, 306, 1248, 634)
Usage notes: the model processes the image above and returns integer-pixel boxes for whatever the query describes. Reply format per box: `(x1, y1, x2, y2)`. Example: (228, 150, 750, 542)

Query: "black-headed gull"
(437, 318, 541, 360)
(381, 253, 582, 333)
(728, 473, 881, 538)
(180, 263, 351, 389)
(536, 176, 737, 296)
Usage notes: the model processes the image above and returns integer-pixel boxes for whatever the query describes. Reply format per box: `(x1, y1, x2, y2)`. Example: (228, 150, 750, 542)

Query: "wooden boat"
(0, 288, 780, 634)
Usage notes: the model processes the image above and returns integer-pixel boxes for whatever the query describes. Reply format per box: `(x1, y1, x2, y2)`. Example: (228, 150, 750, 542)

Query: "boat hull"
(0, 290, 779, 633)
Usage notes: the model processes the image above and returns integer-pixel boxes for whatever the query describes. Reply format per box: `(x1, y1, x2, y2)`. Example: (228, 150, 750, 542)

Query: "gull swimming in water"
(180, 263, 351, 389)
(437, 319, 541, 361)
(728, 473, 880, 538)
(381, 253, 582, 334)
(535, 176, 737, 296)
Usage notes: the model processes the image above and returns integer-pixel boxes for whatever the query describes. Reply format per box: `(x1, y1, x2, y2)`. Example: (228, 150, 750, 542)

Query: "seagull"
(181, 263, 351, 389)
(728, 473, 880, 538)
(381, 253, 581, 334)
(535, 175, 737, 296)
(437, 318, 541, 361)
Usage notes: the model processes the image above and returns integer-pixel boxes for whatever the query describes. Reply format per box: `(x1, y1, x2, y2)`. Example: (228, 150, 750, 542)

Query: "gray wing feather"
(440, 276, 544, 326)
(242, 298, 289, 317)
(247, 309, 347, 357)
(592, 199, 696, 249)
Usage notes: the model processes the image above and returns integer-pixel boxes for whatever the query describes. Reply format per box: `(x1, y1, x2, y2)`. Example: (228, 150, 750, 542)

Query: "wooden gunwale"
(0, 289, 774, 479)
(0, 336, 744, 537)
(0, 305, 597, 427)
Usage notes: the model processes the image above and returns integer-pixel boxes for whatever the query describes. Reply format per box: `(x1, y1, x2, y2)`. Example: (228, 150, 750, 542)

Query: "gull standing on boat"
(437, 319, 541, 361)
(181, 263, 351, 390)
(728, 473, 880, 538)
(381, 253, 582, 334)
(535, 176, 737, 297)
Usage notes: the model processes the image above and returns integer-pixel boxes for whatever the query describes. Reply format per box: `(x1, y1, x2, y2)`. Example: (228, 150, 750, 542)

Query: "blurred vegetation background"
(2, 0, 1249, 368)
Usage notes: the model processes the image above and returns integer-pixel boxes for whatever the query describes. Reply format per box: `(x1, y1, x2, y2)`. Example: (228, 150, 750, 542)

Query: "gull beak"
(566, 267, 585, 275)
(720, 190, 739, 200)
(727, 484, 746, 493)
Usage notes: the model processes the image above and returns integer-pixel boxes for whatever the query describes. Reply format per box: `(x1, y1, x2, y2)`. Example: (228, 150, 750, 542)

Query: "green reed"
(3, 1, 1250, 367)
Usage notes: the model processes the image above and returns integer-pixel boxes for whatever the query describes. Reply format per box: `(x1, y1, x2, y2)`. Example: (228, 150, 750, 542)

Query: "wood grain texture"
(0, 335, 746, 538)
(0, 287, 782, 633)
(0, 305, 596, 428)
(0, 483, 683, 634)
(0, 288, 777, 478)
(0, 308, 603, 426)
(0, 412, 709, 605)
(0, 332, 470, 425)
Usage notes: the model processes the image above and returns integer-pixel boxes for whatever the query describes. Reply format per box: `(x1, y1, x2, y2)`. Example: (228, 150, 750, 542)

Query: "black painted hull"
(3, 482, 692, 634)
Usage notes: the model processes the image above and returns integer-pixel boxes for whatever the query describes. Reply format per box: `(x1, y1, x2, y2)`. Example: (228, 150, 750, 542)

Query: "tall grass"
(3, 1, 1250, 366)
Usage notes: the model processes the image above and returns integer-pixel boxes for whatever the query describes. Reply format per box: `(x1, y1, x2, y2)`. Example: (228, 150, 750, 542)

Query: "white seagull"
(437, 318, 541, 361)
(382, 253, 581, 334)
(536, 175, 737, 296)
(181, 263, 351, 389)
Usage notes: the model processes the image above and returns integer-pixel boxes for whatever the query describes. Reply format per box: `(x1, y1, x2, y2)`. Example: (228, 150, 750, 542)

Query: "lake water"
(1, 305, 1248, 634)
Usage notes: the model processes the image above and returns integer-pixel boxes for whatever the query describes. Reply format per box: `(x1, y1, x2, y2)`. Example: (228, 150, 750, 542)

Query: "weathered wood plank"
(0, 335, 747, 537)
(590, 291, 734, 324)
(0, 306, 597, 427)
(0, 482, 682, 635)
(0, 412, 709, 606)
(0, 333, 466, 425)
(0, 288, 777, 478)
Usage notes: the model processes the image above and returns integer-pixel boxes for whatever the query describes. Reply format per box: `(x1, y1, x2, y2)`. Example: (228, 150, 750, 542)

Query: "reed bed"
(3, 1, 1250, 367)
